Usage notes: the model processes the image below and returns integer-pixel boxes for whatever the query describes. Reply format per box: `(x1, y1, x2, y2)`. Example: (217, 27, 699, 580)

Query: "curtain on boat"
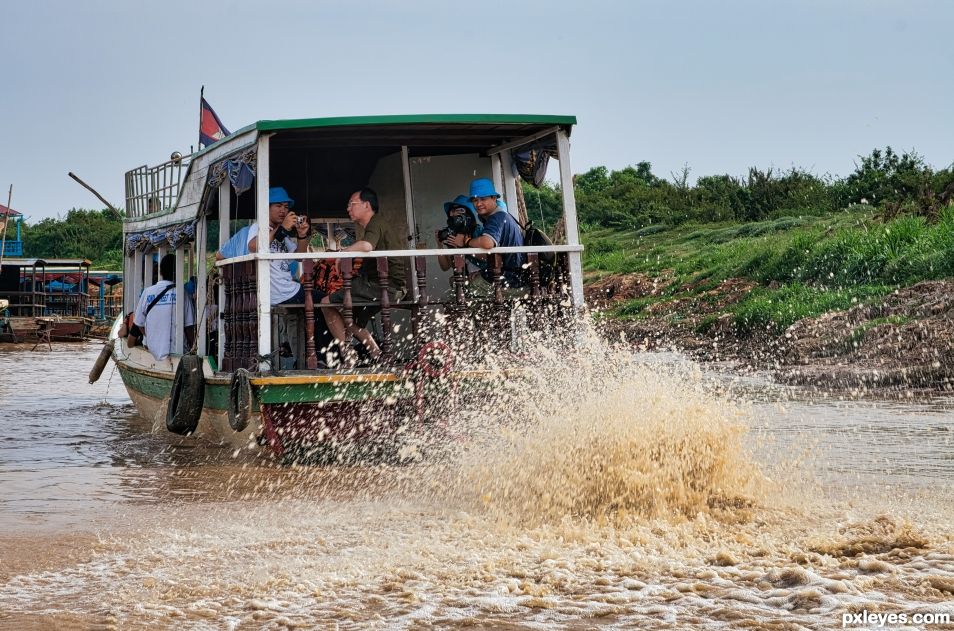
(208, 149, 257, 195)
(200, 147, 257, 215)
(125, 220, 197, 253)
(511, 139, 557, 187)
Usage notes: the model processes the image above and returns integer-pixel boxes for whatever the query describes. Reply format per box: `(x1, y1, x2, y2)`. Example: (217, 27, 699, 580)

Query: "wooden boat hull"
(49, 318, 92, 341)
(1, 316, 91, 342)
(111, 342, 491, 460)
(114, 354, 258, 449)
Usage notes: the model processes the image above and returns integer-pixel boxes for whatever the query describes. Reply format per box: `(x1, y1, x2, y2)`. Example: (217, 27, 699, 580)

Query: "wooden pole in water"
(0, 184, 12, 272)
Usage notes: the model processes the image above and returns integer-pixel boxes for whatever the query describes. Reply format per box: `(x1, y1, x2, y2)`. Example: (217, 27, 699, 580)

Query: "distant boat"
(104, 113, 585, 461)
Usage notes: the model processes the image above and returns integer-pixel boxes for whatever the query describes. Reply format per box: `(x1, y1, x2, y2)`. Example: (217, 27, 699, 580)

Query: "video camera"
(438, 212, 477, 244)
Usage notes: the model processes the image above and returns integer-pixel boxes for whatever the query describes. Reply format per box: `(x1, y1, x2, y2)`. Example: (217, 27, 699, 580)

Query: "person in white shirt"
(246, 186, 312, 305)
(132, 253, 196, 360)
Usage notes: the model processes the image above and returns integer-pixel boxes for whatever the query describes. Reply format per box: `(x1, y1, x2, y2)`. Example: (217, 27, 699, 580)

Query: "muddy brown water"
(0, 341, 952, 630)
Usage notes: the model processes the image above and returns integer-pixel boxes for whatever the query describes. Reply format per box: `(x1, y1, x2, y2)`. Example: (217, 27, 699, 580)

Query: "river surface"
(0, 341, 952, 630)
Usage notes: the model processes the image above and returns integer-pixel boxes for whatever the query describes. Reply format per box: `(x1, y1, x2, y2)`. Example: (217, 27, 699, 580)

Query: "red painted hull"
(257, 398, 454, 463)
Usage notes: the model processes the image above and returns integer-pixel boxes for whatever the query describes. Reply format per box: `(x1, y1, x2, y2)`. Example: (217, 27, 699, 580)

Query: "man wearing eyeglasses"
(320, 187, 407, 364)
(445, 178, 525, 289)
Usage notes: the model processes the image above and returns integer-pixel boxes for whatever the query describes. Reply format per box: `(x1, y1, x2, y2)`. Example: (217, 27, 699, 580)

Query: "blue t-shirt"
(218, 224, 298, 277)
(479, 205, 525, 285)
(218, 226, 251, 258)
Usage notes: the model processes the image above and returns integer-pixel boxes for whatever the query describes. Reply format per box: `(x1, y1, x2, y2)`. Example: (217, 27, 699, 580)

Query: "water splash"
(418, 320, 771, 527)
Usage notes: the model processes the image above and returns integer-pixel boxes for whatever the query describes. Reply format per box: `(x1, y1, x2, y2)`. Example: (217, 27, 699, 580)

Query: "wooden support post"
(303, 259, 318, 370)
(223, 263, 234, 372)
(413, 256, 427, 345)
(491, 254, 504, 306)
(340, 258, 354, 352)
(452, 254, 467, 315)
(528, 253, 541, 300)
(376, 257, 393, 363)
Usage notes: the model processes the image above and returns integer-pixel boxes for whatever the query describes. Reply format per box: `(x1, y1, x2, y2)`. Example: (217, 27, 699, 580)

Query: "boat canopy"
(124, 114, 576, 231)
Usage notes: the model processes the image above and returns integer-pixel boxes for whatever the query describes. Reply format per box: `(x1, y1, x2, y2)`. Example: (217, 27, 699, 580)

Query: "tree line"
(17, 147, 954, 268)
(20, 207, 125, 269)
(529, 146, 954, 232)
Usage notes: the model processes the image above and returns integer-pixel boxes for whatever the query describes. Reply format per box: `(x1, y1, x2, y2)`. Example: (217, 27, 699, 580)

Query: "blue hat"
(443, 194, 476, 215)
(268, 186, 295, 208)
(469, 178, 500, 199)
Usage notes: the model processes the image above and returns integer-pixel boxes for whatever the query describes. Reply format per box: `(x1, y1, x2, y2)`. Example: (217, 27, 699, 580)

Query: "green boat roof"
(255, 113, 576, 132)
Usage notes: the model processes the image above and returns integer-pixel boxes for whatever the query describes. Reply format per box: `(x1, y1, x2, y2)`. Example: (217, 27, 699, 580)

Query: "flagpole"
(198, 85, 205, 151)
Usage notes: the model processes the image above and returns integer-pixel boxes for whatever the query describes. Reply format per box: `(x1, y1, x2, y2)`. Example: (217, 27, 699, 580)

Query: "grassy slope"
(583, 206, 954, 335)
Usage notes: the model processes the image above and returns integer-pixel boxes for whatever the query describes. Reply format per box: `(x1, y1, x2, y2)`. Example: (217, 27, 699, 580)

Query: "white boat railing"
(124, 155, 190, 218)
(214, 244, 583, 266)
(213, 244, 583, 372)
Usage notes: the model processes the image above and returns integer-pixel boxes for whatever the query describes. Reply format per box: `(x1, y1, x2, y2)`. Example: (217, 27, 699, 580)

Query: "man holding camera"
(444, 178, 525, 289)
(436, 194, 483, 274)
(244, 186, 312, 305)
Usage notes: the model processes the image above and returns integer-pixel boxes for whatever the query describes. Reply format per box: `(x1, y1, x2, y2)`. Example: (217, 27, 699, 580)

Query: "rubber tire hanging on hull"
(166, 354, 205, 435)
(228, 368, 253, 432)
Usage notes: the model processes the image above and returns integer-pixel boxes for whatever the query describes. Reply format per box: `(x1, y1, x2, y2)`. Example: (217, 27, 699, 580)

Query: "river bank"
(581, 207, 954, 393)
(589, 273, 954, 393)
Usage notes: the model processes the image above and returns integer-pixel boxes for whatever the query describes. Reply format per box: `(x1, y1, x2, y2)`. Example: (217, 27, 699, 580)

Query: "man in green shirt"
(320, 187, 407, 364)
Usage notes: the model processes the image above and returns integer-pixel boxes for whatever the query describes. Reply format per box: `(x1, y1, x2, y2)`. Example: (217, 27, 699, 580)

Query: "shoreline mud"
(590, 275, 954, 393)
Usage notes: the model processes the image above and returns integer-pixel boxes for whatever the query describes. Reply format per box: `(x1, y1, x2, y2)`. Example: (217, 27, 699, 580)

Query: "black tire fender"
(166, 354, 205, 435)
(228, 368, 254, 432)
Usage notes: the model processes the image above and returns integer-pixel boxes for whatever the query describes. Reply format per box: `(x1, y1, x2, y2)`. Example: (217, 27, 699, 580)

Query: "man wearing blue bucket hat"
(241, 186, 312, 305)
(446, 178, 525, 288)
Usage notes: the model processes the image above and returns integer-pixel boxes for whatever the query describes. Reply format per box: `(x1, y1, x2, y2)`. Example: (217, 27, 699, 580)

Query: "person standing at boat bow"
(245, 187, 313, 305)
(131, 253, 196, 361)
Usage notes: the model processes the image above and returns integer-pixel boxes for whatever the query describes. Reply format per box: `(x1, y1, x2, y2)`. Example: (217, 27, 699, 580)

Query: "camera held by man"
(276, 212, 311, 242)
(438, 212, 477, 245)
(436, 195, 480, 247)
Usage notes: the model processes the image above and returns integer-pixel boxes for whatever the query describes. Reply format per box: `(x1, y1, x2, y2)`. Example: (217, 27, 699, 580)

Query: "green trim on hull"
(254, 380, 406, 404)
(117, 363, 232, 411)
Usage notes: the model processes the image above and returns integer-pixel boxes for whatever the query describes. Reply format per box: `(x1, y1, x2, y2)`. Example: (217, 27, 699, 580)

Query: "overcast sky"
(1, 0, 951, 221)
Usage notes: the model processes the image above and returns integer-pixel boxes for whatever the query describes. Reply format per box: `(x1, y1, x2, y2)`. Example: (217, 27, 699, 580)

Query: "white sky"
(1, 0, 951, 221)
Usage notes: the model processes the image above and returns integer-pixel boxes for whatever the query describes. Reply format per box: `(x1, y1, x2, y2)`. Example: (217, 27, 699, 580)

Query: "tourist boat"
(0, 257, 93, 342)
(105, 113, 585, 460)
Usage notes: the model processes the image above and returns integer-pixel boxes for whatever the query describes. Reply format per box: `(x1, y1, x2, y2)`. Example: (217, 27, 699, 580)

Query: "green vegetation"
(571, 147, 954, 335)
(584, 206, 954, 334)
(21, 208, 124, 269)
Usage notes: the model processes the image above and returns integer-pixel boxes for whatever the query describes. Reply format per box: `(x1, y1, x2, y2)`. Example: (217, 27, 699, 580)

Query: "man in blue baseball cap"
(445, 178, 525, 288)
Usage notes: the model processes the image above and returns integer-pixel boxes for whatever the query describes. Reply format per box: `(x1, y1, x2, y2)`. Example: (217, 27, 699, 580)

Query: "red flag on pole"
(199, 97, 230, 148)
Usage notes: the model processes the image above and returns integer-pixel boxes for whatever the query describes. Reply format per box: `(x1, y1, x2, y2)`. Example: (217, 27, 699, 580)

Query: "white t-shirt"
(133, 280, 197, 360)
(247, 222, 301, 304)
